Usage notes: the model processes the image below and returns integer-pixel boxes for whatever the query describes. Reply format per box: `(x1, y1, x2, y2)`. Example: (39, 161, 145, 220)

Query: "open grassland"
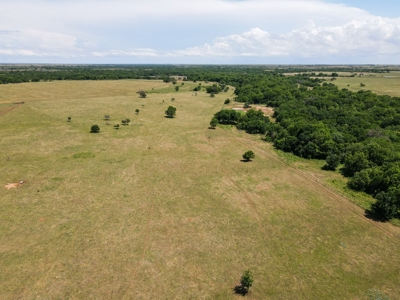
(333, 72, 400, 97)
(1, 80, 400, 299)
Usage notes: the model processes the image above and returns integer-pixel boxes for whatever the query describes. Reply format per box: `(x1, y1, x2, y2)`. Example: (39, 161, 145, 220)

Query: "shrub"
(242, 151, 255, 161)
(210, 117, 218, 128)
(137, 90, 146, 98)
(90, 124, 100, 133)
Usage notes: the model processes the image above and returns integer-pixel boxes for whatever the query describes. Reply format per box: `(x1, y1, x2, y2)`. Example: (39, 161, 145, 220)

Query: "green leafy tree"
(242, 150, 255, 161)
(165, 106, 177, 118)
(67, 117, 71, 122)
(235, 270, 254, 295)
(210, 117, 218, 129)
(371, 189, 399, 221)
(224, 98, 230, 104)
(325, 153, 341, 170)
(214, 109, 241, 124)
(90, 124, 100, 133)
(175, 86, 179, 92)
(135, 109, 140, 114)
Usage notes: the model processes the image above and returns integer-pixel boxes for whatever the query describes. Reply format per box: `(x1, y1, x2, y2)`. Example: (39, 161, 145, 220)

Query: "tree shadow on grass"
(364, 209, 383, 222)
(240, 159, 252, 163)
(164, 116, 175, 118)
(321, 164, 336, 171)
(364, 209, 398, 222)
(207, 126, 216, 130)
(233, 286, 248, 296)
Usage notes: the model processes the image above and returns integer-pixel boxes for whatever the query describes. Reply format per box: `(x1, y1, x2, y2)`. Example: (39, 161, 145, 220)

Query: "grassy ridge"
(0, 80, 399, 299)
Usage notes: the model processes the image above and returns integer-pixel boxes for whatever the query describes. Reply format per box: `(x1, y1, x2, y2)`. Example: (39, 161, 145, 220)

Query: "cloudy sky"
(0, 0, 399, 64)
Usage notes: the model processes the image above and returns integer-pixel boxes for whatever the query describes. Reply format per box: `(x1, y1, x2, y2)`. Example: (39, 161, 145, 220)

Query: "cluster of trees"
(213, 109, 270, 134)
(205, 83, 228, 94)
(255, 85, 400, 220)
(206, 70, 399, 221)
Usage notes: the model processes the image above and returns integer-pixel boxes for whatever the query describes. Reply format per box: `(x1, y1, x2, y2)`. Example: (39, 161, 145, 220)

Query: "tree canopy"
(165, 106, 177, 118)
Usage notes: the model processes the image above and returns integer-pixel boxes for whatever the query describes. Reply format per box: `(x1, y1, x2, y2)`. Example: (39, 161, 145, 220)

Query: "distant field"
(1, 80, 400, 299)
(332, 72, 400, 97)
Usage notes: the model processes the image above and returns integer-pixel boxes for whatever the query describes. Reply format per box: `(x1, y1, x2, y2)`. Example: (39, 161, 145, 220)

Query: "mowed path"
(0, 80, 399, 300)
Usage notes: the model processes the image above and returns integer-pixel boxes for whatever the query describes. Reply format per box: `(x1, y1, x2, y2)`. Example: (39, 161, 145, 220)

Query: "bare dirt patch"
(0, 103, 22, 117)
(5, 181, 24, 189)
(232, 105, 274, 117)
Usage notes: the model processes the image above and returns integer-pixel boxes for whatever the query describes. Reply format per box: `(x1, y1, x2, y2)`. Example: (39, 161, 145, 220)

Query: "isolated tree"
(224, 98, 230, 104)
(242, 150, 255, 161)
(114, 124, 120, 129)
(90, 124, 100, 133)
(210, 117, 218, 129)
(171, 98, 175, 101)
(172, 80, 177, 85)
(125, 118, 130, 125)
(165, 106, 177, 118)
(121, 119, 127, 125)
(240, 270, 254, 293)
(137, 90, 146, 98)
(67, 117, 71, 122)
(135, 109, 140, 114)
(210, 92, 215, 98)
(175, 86, 179, 92)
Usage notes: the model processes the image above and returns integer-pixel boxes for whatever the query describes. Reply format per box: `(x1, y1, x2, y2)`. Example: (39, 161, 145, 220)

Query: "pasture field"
(333, 72, 400, 97)
(1, 80, 400, 299)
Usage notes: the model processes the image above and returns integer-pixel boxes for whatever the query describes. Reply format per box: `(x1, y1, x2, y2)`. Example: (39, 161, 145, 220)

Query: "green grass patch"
(72, 152, 96, 159)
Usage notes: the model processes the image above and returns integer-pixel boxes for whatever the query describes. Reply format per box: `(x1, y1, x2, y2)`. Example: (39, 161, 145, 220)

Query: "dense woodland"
(1, 64, 399, 221)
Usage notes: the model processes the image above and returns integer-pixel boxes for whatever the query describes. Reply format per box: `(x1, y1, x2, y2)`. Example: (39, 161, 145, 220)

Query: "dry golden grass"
(0, 80, 400, 299)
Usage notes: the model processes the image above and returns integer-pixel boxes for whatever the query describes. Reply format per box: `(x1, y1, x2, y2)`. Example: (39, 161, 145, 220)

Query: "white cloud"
(0, 0, 399, 63)
(0, 29, 80, 57)
(93, 49, 159, 57)
(172, 17, 400, 60)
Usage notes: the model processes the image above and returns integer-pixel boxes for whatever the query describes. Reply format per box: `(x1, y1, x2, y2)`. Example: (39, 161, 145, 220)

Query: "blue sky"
(0, 0, 399, 64)
(329, 0, 400, 18)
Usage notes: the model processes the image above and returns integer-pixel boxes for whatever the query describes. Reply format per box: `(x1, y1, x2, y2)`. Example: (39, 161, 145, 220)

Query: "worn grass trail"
(0, 80, 399, 299)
